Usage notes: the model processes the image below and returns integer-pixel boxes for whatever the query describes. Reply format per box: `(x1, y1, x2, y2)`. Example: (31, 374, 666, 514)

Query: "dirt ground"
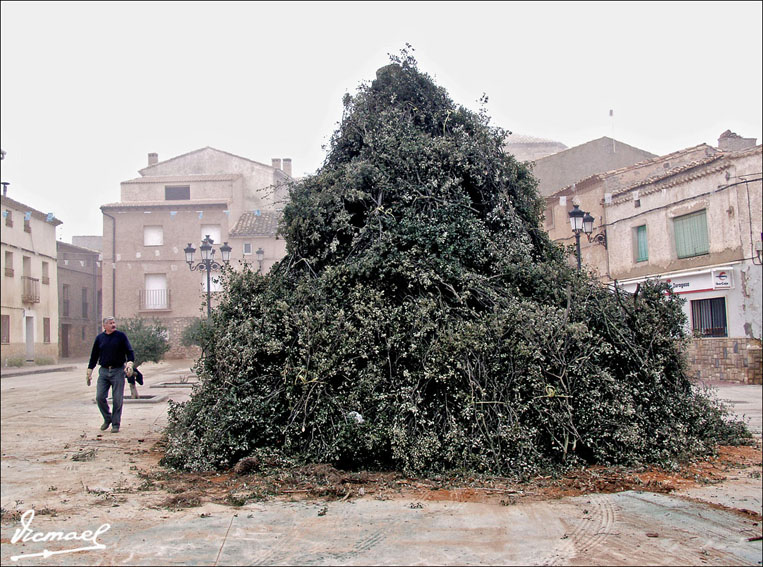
(104, 442, 762, 514)
(1, 360, 761, 565)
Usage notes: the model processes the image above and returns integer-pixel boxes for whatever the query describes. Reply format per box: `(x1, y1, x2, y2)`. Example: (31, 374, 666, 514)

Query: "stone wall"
(686, 337, 763, 384)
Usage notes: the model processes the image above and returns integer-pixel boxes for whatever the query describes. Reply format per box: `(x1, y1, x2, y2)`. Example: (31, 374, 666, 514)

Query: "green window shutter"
(636, 225, 648, 262)
(674, 210, 709, 259)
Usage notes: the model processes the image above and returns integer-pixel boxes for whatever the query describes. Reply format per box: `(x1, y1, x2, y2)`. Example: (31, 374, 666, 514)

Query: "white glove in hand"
(86, 368, 93, 386)
(125, 361, 134, 378)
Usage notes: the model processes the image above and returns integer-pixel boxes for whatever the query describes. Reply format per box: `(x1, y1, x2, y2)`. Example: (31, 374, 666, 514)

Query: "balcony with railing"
(140, 289, 171, 311)
(21, 276, 40, 303)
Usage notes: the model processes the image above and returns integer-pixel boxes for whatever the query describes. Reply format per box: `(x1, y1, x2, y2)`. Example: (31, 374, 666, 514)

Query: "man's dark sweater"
(88, 330, 135, 369)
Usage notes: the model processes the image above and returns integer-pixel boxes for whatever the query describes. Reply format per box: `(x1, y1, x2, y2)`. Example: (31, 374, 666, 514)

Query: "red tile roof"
(229, 210, 282, 238)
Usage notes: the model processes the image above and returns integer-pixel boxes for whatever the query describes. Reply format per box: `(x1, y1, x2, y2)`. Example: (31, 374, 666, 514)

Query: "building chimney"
(148, 152, 159, 166)
(282, 158, 292, 177)
(718, 130, 757, 152)
(271, 158, 282, 170)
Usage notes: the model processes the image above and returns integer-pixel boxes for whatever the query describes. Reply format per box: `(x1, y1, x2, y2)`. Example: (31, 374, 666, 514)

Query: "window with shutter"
(674, 210, 709, 259)
(1, 315, 10, 344)
(635, 225, 648, 262)
(143, 226, 164, 246)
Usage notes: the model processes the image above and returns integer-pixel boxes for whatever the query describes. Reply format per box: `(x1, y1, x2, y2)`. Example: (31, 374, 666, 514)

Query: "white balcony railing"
(140, 289, 170, 310)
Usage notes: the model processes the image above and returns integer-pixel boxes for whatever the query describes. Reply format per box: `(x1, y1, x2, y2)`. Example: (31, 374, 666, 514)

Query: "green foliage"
(162, 48, 749, 475)
(180, 318, 211, 349)
(119, 317, 170, 368)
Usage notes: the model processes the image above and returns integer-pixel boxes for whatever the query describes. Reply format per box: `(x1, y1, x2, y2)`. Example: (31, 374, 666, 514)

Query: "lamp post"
(255, 247, 265, 274)
(568, 205, 586, 271)
(184, 235, 232, 318)
(569, 205, 608, 271)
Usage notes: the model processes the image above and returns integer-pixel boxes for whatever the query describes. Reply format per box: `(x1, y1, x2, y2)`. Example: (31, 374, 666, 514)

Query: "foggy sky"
(1, 1, 761, 243)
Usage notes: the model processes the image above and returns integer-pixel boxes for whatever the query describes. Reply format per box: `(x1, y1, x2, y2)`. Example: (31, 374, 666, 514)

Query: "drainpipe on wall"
(101, 209, 116, 318)
(92, 249, 99, 338)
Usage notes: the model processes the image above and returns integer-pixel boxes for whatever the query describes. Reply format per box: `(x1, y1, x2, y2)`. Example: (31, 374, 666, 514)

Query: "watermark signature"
(9, 509, 110, 561)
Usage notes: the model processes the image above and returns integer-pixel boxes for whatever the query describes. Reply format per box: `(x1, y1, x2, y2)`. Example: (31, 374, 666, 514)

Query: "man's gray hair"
(102, 316, 115, 325)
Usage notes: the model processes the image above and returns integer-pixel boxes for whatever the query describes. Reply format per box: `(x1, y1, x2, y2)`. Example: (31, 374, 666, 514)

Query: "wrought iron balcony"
(21, 276, 40, 303)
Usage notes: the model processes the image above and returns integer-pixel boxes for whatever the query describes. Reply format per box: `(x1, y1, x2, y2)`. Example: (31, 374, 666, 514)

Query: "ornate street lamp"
(569, 206, 607, 270)
(584, 212, 608, 249)
(184, 235, 232, 318)
(568, 205, 586, 271)
(583, 211, 595, 236)
(255, 247, 265, 274)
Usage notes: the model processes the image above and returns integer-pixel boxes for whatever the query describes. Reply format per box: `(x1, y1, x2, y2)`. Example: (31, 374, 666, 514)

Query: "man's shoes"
(111, 426, 120, 433)
(100, 421, 111, 431)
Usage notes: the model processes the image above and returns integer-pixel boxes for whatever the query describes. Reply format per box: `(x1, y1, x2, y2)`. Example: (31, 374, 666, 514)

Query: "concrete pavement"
(1, 360, 761, 565)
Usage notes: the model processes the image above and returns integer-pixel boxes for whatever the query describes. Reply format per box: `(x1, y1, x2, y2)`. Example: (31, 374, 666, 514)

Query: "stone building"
(228, 210, 287, 274)
(543, 143, 720, 279)
(544, 133, 762, 383)
(57, 240, 101, 358)
(72, 235, 102, 251)
(100, 147, 292, 358)
(1, 195, 62, 365)
(504, 133, 567, 163)
(532, 136, 657, 196)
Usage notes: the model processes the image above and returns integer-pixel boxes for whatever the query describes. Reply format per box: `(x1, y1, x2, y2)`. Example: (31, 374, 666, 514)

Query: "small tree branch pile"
(162, 49, 749, 476)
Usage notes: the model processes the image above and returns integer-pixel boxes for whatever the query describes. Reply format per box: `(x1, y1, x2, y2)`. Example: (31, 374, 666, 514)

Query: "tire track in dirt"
(250, 500, 469, 565)
(241, 506, 303, 566)
(543, 493, 617, 565)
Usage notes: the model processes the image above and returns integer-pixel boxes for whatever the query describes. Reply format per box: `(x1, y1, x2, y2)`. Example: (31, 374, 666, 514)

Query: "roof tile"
(230, 210, 282, 237)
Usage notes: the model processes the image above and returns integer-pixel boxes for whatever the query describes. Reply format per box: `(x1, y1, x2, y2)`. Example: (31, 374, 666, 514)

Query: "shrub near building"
(118, 317, 170, 369)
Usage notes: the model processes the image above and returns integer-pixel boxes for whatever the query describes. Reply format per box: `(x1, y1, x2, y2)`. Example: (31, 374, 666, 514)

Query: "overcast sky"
(2, 1, 761, 243)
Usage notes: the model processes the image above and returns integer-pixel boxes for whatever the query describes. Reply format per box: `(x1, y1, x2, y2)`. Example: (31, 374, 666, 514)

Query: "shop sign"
(619, 267, 734, 296)
(661, 272, 712, 295)
(712, 269, 733, 290)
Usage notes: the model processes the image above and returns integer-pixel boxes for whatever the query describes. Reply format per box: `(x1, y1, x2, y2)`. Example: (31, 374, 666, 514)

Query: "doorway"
(61, 324, 70, 358)
(25, 316, 34, 361)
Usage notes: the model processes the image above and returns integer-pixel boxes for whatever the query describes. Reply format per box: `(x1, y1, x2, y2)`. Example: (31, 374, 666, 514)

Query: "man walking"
(86, 317, 135, 433)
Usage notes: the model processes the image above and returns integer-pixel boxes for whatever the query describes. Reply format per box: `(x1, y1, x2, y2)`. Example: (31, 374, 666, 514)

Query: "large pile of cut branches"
(162, 50, 748, 476)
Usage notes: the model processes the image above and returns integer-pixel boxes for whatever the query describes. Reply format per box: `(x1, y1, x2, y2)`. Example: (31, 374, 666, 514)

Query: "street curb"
(0, 366, 76, 378)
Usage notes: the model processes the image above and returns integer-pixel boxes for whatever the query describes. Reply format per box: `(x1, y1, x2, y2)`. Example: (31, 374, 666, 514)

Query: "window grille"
(691, 297, 727, 337)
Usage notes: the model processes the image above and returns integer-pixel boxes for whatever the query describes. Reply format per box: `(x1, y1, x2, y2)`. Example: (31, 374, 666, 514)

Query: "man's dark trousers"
(96, 367, 125, 428)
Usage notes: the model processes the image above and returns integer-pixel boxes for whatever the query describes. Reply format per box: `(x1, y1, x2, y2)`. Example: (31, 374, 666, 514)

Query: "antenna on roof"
(609, 109, 616, 153)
